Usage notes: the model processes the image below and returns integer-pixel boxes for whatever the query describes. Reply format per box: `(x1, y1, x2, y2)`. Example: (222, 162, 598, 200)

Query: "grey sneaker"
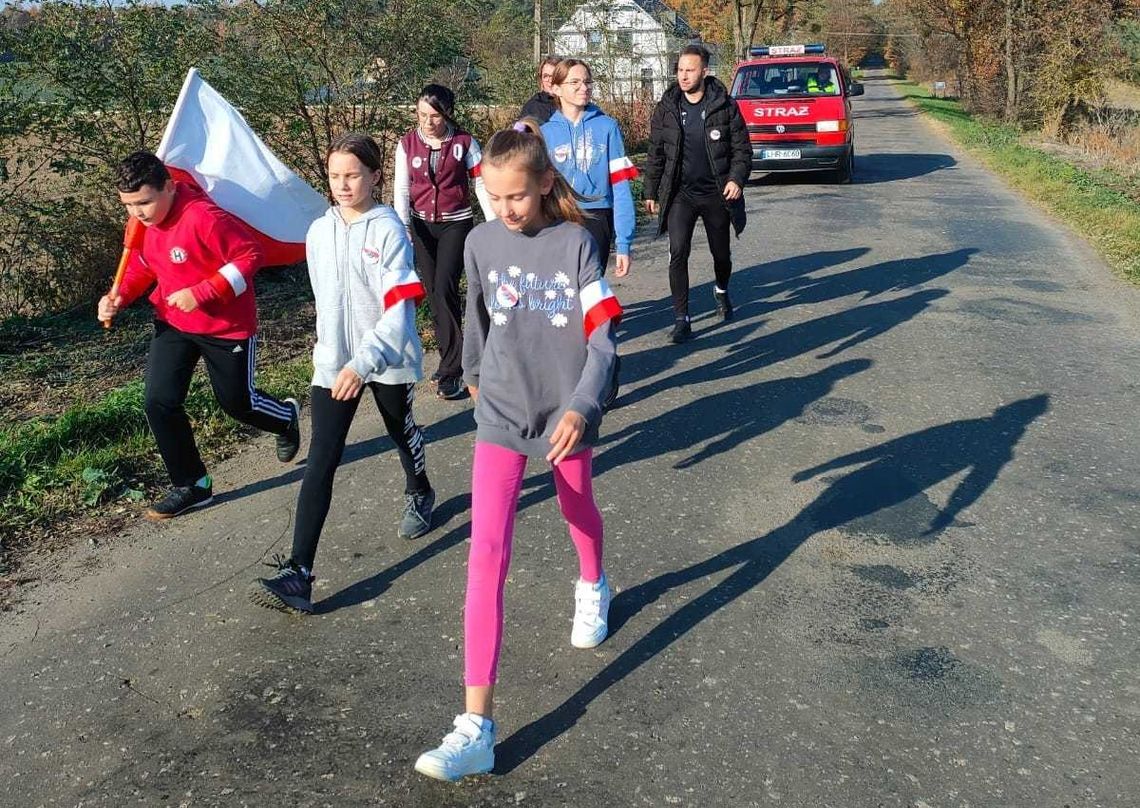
(250, 555, 313, 615)
(399, 488, 436, 539)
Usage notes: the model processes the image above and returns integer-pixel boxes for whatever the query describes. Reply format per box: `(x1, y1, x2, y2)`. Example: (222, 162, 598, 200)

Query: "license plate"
(762, 149, 801, 160)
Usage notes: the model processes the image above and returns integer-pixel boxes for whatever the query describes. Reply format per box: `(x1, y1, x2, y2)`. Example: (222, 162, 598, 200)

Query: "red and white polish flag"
(155, 68, 327, 266)
(580, 278, 623, 338)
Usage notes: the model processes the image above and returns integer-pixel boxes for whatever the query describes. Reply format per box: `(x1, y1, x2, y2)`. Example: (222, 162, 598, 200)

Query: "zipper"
(341, 216, 354, 360)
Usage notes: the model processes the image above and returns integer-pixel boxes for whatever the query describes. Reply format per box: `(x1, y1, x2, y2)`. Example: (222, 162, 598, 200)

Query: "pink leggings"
(465, 440, 604, 686)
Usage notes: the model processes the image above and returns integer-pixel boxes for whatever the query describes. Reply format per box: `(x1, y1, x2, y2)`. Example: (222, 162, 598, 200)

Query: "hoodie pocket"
(313, 342, 342, 373)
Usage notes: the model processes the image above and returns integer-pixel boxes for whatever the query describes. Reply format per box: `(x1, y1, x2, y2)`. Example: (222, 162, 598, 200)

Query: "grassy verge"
(894, 80, 1140, 285)
(0, 262, 445, 580)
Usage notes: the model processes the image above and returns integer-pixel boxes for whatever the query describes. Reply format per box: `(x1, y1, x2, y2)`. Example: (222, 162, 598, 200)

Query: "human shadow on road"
(746, 247, 975, 315)
(748, 152, 955, 185)
(614, 248, 872, 345)
(616, 248, 969, 395)
(493, 394, 1050, 774)
(855, 153, 957, 183)
(314, 493, 472, 614)
(509, 359, 873, 518)
(619, 287, 949, 406)
(212, 406, 475, 508)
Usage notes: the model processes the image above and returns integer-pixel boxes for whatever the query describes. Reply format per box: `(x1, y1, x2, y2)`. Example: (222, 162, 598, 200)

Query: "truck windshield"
(732, 62, 842, 99)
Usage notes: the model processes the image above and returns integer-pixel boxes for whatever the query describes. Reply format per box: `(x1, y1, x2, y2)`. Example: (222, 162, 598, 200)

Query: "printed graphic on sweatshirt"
(552, 127, 601, 175)
(486, 265, 577, 328)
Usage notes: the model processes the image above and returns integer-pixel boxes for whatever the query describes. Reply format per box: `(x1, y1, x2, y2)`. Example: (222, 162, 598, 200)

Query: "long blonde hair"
(483, 118, 588, 226)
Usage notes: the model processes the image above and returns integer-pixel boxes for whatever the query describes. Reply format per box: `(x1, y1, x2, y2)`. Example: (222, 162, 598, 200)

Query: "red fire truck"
(730, 44, 864, 183)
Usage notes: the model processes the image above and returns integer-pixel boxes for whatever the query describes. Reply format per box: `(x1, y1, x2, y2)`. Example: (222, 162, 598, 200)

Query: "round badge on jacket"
(495, 282, 520, 309)
(709, 129, 722, 141)
(412, 156, 423, 168)
(169, 247, 187, 263)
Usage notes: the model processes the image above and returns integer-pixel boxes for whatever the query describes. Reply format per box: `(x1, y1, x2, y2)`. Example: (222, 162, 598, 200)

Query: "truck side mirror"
(847, 82, 864, 97)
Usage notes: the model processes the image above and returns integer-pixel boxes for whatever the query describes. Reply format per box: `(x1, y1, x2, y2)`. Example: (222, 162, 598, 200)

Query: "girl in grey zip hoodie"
(251, 134, 436, 616)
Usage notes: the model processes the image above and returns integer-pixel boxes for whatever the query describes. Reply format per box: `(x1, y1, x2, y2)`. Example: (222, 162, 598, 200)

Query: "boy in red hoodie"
(97, 151, 301, 519)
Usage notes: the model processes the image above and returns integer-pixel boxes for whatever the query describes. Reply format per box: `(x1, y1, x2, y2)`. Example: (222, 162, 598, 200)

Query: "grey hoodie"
(305, 205, 424, 387)
(463, 219, 620, 458)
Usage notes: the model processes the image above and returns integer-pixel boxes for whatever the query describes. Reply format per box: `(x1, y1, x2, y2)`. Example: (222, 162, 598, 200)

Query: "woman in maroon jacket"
(393, 84, 494, 400)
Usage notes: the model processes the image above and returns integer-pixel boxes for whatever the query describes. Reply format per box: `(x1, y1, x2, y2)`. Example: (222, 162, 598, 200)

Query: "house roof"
(631, 0, 696, 38)
(556, 0, 697, 40)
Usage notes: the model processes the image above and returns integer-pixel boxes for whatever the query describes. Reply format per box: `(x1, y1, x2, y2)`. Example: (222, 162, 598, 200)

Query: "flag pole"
(101, 216, 145, 329)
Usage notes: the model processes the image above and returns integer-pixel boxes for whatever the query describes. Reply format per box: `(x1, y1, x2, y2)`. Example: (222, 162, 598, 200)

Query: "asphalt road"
(2, 75, 1138, 807)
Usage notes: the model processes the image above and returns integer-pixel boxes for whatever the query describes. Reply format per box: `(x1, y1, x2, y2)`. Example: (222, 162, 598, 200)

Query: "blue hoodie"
(542, 105, 638, 256)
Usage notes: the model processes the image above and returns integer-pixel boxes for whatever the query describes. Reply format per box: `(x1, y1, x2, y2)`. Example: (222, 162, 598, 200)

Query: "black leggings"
(291, 383, 430, 570)
(581, 207, 614, 274)
(667, 192, 732, 318)
(411, 217, 472, 379)
(145, 320, 292, 487)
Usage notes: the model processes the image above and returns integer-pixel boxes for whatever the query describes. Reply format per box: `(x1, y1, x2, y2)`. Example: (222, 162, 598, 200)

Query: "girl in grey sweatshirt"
(415, 120, 623, 782)
(251, 133, 436, 616)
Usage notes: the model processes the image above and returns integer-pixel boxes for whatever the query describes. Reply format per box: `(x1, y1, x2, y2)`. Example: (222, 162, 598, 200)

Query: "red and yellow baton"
(101, 217, 146, 329)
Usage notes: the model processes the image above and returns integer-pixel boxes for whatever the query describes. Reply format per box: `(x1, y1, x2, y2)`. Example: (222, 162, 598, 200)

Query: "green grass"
(895, 80, 1140, 285)
(0, 349, 311, 556)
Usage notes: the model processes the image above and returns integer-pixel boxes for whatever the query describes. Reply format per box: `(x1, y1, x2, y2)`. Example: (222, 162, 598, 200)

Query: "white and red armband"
(203, 262, 249, 301)
(382, 266, 427, 309)
(608, 155, 638, 185)
(466, 139, 484, 179)
(580, 278, 623, 338)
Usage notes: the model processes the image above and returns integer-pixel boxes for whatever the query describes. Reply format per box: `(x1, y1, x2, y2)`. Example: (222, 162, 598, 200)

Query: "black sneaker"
(436, 376, 465, 400)
(399, 488, 436, 539)
(668, 318, 692, 344)
(250, 555, 314, 615)
(430, 370, 442, 385)
(276, 398, 301, 462)
(145, 484, 213, 520)
(713, 289, 734, 321)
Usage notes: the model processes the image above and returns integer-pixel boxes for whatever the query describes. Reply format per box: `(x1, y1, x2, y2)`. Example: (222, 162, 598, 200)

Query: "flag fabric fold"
(155, 68, 327, 266)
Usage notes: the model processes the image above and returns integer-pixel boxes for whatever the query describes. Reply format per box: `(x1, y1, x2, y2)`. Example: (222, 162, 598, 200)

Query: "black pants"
(291, 382, 430, 570)
(144, 320, 292, 487)
(667, 192, 733, 318)
(411, 217, 472, 379)
(581, 207, 614, 274)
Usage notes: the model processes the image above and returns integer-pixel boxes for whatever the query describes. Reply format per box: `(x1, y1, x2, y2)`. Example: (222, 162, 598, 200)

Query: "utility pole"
(535, 0, 542, 64)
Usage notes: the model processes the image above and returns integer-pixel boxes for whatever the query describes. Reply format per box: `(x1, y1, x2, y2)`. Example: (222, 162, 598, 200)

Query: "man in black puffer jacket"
(644, 44, 751, 343)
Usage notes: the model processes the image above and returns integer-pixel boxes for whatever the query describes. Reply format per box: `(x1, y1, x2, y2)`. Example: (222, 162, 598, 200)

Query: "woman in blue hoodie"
(541, 59, 637, 278)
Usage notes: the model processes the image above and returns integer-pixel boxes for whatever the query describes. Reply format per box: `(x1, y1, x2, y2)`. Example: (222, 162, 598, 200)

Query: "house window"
(640, 67, 655, 98)
(587, 30, 603, 53)
(616, 30, 633, 53)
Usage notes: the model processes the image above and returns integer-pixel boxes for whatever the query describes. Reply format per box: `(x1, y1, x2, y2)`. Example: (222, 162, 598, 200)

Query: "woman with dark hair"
(520, 55, 561, 125)
(393, 84, 495, 400)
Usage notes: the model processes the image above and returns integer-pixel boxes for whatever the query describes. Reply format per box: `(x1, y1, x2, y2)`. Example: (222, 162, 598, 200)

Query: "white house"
(553, 0, 702, 100)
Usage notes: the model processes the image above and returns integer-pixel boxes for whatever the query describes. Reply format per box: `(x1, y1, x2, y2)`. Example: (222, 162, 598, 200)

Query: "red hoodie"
(117, 183, 265, 339)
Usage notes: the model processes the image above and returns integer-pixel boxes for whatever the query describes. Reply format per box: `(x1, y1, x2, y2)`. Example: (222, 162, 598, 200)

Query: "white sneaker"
(571, 572, 611, 649)
(414, 713, 495, 781)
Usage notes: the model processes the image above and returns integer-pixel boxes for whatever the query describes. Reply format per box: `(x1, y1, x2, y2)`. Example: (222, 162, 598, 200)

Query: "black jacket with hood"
(520, 91, 558, 125)
(643, 76, 751, 237)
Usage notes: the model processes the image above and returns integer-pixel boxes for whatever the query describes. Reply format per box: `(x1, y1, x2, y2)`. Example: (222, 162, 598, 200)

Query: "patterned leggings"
(290, 382, 430, 570)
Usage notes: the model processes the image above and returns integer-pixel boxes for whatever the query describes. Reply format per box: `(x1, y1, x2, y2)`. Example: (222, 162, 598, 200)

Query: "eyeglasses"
(562, 80, 594, 88)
